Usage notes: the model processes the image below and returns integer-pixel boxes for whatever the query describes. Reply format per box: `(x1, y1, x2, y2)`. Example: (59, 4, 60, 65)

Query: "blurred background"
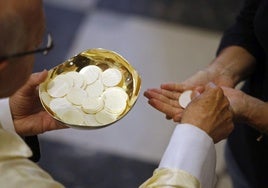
(35, 0, 243, 187)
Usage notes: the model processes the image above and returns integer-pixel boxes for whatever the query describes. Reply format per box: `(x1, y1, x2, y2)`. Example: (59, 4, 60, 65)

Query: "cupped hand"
(144, 67, 235, 121)
(144, 86, 201, 122)
(181, 83, 234, 143)
(9, 70, 68, 136)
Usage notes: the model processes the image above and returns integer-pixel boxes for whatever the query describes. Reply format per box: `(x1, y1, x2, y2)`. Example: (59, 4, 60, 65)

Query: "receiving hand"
(144, 86, 202, 122)
(181, 83, 234, 143)
(9, 70, 68, 136)
(144, 67, 235, 121)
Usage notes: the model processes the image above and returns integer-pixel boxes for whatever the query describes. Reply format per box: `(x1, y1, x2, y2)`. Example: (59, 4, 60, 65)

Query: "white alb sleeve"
(0, 98, 16, 133)
(159, 123, 216, 188)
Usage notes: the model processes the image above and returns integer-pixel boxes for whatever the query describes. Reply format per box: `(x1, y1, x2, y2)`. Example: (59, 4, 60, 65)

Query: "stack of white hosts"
(41, 65, 129, 126)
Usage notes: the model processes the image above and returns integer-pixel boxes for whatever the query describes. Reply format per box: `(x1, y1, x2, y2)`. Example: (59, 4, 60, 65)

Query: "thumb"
(202, 82, 217, 93)
(18, 70, 48, 95)
(30, 70, 48, 86)
(192, 86, 205, 99)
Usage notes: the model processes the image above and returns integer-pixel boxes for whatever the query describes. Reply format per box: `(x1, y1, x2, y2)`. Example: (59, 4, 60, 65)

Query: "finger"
(166, 115, 172, 120)
(43, 113, 69, 131)
(144, 89, 160, 99)
(145, 89, 181, 108)
(205, 82, 217, 90)
(161, 83, 186, 92)
(191, 90, 201, 100)
(144, 89, 170, 103)
(194, 86, 205, 94)
(173, 112, 183, 122)
(147, 88, 181, 102)
(201, 82, 220, 99)
(19, 70, 48, 95)
(31, 70, 48, 86)
(148, 98, 182, 118)
(157, 88, 180, 101)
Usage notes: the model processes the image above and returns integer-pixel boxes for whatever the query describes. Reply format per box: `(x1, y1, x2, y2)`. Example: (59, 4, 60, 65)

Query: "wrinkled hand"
(144, 67, 235, 121)
(181, 83, 234, 143)
(9, 70, 68, 136)
(221, 86, 250, 123)
(144, 86, 201, 122)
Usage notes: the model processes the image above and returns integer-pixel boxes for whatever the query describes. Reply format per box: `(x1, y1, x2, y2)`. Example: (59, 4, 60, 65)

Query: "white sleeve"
(159, 123, 216, 188)
(0, 98, 16, 133)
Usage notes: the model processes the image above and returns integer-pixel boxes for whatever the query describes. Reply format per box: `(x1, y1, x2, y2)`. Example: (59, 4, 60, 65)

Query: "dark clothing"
(217, 0, 268, 187)
(25, 136, 40, 162)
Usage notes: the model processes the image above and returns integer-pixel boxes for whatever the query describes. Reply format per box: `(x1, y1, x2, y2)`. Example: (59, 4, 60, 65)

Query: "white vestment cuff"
(0, 98, 16, 133)
(159, 123, 216, 188)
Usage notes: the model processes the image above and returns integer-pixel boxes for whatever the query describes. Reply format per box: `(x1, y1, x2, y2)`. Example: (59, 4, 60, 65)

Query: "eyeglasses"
(0, 33, 54, 62)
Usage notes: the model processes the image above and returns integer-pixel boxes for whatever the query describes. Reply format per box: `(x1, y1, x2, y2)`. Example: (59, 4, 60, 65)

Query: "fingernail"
(208, 82, 216, 88)
(194, 91, 201, 97)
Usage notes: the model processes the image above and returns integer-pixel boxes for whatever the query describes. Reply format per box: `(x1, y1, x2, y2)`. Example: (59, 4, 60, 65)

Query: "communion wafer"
(102, 68, 122, 87)
(59, 108, 84, 125)
(65, 71, 85, 88)
(79, 65, 102, 85)
(42, 65, 128, 127)
(47, 74, 73, 98)
(82, 96, 104, 114)
(39, 91, 51, 107)
(85, 79, 104, 97)
(49, 97, 73, 117)
(103, 87, 128, 114)
(83, 114, 102, 126)
(179, 90, 192, 109)
(95, 109, 117, 125)
(66, 87, 88, 106)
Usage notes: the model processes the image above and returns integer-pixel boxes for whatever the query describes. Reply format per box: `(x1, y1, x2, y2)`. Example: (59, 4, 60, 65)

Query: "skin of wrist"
(245, 99, 268, 134)
(209, 46, 256, 87)
(206, 63, 237, 87)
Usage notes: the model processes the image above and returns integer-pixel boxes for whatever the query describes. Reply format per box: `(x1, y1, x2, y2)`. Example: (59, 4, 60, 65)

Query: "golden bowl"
(39, 48, 141, 129)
